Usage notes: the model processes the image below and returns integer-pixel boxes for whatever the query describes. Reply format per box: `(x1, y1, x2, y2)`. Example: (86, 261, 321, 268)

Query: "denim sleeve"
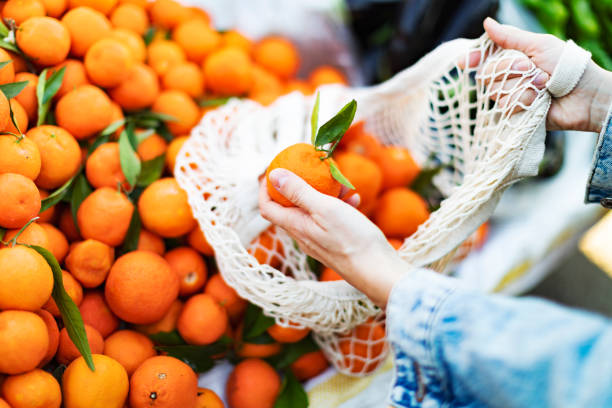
(386, 269, 612, 408)
(586, 102, 612, 205)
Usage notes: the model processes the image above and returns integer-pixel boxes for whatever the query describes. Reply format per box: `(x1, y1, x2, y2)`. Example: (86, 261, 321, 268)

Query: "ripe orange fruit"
(58, 206, 81, 242)
(0, 135, 41, 180)
(14, 72, 38, 121)
(27, 125, 80, 189)
(103, 330, 156, 376)
(43, 270, 83, 316)
(0, 91, 8, 131)
(135, 299, 182, 335)
(309, 66, 348, 89)
(41, 0, 67, 18)
(149, 0, 191, 29)
(1, 369, 62, 408)
(187, 227, 215, 256)
(138, 177, 197, 237)
(65, 239, 115, 288)
(38, 191, 58, 223)
(235, 326, 281, 359)
(130, 355, 198, 408)
(0, 399, 9, 408)
(69, 0, 117, 14)
(151, 90, 200, 135)
(137, 229, 166, 255)
(285, 79, 311, 95)
(320, 267, 343, 281)
(0, 310, 49, 374)
(248, 65, 283, 105)
(162, 62, 204, 98)
(0, 49, 15, 85)
(3, 99, 28, 135)
(267, 323, 309, 343)
(338, 121, 382, 159)
(173, 19, 220, 63)
(335, 152, 382, 215)
(196, 388, 224, 408)
(35, 309, 60, 366)
(137, 133, 167, 161)
(164, 247, 208, 296)
(62, 354, 129, 408)
(266, 143, 342, 207)
(253, 36, 299, 80)
(77, 187, 134, 246)
(7, 50, 27, 73)
(62, 7, 112, 58)
(3, 0, 45, 25)
(109, 63, 159, 110)
(56, 84, 113, 139)
(105, 250, 179, 324)
(86, 142, 127, 189)
(338, 322, 385, 374)
(0, 245, 52, 311)
(85, 38, 133, 88)
(203, 47, 253, 96)
(57, 324, 105, 365)
(108, 102, 125, 139)
(373, 188, 430, 239)
(109, 28, 146, 64)
(291, 350, 329, 381)
(373, 146, 420, 190)
(226, 358, 281, 408)
(79, 290, 119, 338)
(1, 222, 49, 250)
(147, 40, 186, 76)
(248, 226, 284, 267)
(222, 30, 253, 54)
(0, 173, 40, 229)
(16, 16, 71, 67)
(204, 273, 247, 323)
(50, 59, 90, 100)
(165, 135, 187, 174)
(177, 294, 228, 345)
(110, 3, 149, 34)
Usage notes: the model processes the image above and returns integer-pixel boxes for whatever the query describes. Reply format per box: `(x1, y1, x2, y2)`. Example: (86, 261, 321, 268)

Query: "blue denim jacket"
(387, 107, 612, 407)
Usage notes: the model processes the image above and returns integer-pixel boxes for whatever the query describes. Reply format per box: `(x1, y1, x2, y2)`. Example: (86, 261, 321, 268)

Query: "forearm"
(586, 64, 612, 133)
(387, 270, 612, 407)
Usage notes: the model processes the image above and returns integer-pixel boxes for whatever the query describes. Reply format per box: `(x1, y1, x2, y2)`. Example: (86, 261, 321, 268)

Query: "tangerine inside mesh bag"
(175, 34, 551, 375)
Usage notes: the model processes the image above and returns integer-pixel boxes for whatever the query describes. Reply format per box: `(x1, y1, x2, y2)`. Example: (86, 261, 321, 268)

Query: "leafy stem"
(8, 216, 39, 247)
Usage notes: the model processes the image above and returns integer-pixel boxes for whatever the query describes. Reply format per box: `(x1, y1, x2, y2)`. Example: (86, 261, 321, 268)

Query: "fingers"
(267, 168, 326, 212)
(484, 17, 539, 55)
(339, 185, 361, 208)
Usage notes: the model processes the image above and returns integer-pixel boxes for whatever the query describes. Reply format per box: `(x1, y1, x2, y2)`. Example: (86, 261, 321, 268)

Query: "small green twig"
(8, 216, 39, 247)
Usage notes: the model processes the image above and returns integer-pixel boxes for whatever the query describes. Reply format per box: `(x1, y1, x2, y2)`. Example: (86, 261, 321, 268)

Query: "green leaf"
(100, 119, 125, 137)
(274, 370, 309, 408)
(129, 110, 178, 123)
(0, 80, 28, 99)
(314, 99, 356, 148)
(36, 67, 65, 126)
(119, 130, 142, 187)
(0, 41, 19, 54)
(156, 122, 174, 142)
(143, 27, 156, 46)
(245, 331, 276, 345)
(87, 134, 110, 155)
(135, 128, 156, 145)
(328, 161, 354, 190)
(119, 209, 141, 254)
(243, 303, 275, 341)
(149, 330, 186, 346)
(0, 20, 9, 37)
(0, 60, 10, 70)
(155, 337, 232, 373)
(410, 162, 446, 212)
(50, 364, 67, 385)
(310, 92, 320, 145)
(267, 336, 319, 370)
(199, 97, 231, 108)
(40, 176, 75, 213)
(29, 245, 95, 371)
(70, 173, 92, 228)
(0, 227, 5, 241)
(137, 154, 165, 187)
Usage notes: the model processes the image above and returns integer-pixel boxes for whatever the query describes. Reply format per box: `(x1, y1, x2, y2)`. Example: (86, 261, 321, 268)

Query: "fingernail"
(269, 169, 288, 190)
(511, 60, 529, 71)
(534, 72, 549, 87)
(484, 17, 499, 27)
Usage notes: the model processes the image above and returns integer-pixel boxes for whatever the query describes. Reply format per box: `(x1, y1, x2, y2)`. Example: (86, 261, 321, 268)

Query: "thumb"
(268, 168, 324, 212)
(484, 17, 536, 54)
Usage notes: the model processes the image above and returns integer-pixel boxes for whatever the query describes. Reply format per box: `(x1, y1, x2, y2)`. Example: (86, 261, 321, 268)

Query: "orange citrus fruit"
(2, 0, 46, 25)
(164, 247, 208, 296)
(61, 6, 112, 58)
(85, 142, 127, 189)
(151, 90, 200, 135)
(226, 358, 281, 408)
(1, 369, 62, 408)
(204, 273, 246, 323)
(16, 16, 71, 66)
(0, 135, 41, 180)
(0, 310, 49, 374)
(43, 270, 83, 316)
(173, 18, 220, 63)
(79, 290, 120, 338)
(76, 187, 134, 246)
(203, 47, 253, 96)
(177, 293, 228, 345)
(253, 36, 299, 80)
(110, 3, 149, 35)
(57, 324, 105, 365)
(103, 330, 156, 376)
(35, 309, 60, 367)
(0, 173, 40, 229)
(373, 188, 429, 239)
(55, 84, 113, 139)
(109, 63, 160, 110)
(85, 38, 134, 88)
(65, 239, 115, 288)
(291, 350, 329, 381)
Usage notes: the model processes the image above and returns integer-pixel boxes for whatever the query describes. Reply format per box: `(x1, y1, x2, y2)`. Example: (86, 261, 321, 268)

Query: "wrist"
(587, 64, 612, 133)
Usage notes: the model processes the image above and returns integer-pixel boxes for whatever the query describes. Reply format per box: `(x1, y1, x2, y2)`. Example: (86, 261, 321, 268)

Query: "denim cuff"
(586, 101, 612, 205)
(386, 269, 461, 407)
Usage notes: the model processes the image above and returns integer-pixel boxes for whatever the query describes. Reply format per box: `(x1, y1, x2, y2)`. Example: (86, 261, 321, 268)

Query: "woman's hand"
(259, 168, 407, 308)
(482, 18, 612, 133)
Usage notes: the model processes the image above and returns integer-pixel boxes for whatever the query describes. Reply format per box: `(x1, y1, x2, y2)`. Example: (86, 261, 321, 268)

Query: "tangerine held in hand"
(265, 143, 342, 207)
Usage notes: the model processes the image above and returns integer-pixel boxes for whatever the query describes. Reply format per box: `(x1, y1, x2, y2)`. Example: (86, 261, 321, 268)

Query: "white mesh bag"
(174, 34, 557, 375)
